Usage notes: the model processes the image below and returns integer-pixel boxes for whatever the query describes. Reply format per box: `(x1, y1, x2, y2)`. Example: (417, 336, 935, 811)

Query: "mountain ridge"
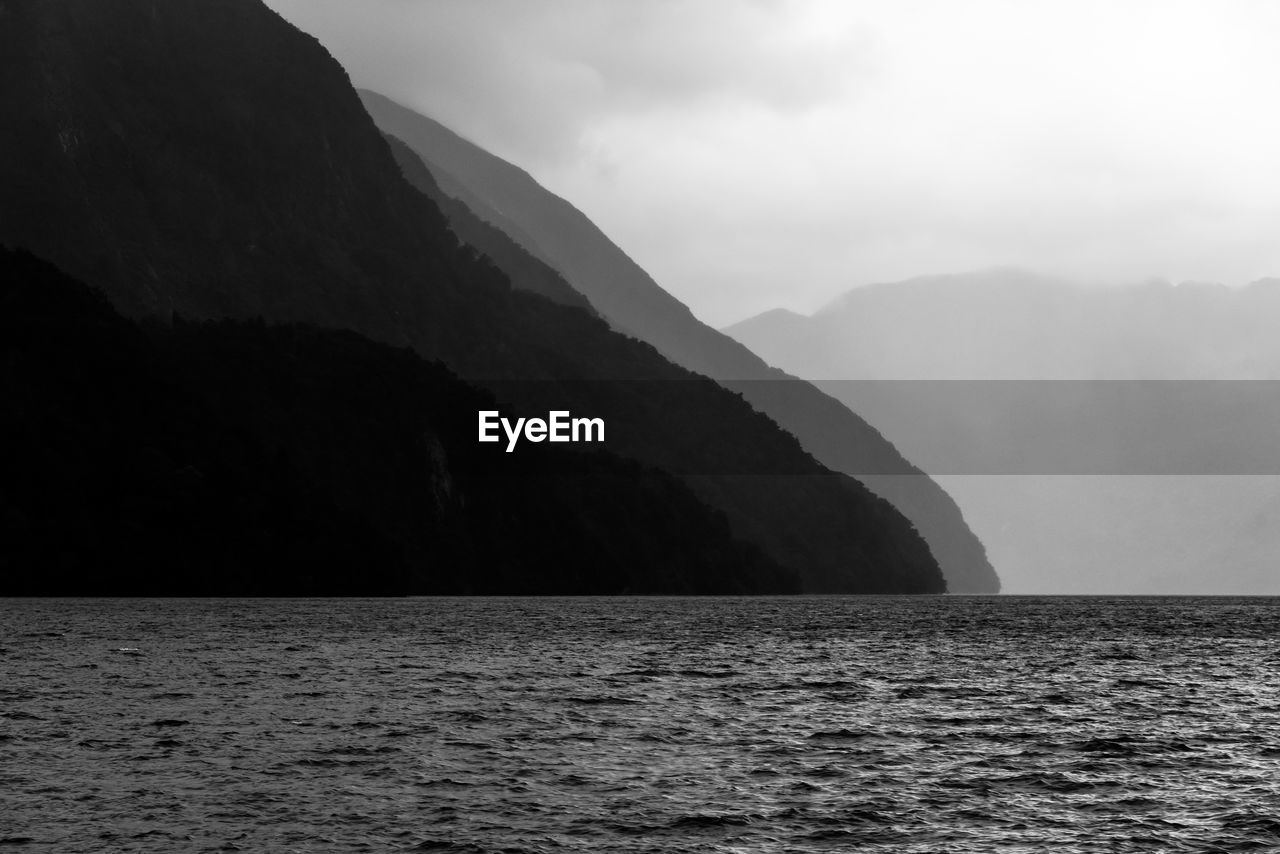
(0, 246, 796, 594)
(0, 0, 944, 594)
(726, 268, 1280, 381)
(360, 90, 999, 593)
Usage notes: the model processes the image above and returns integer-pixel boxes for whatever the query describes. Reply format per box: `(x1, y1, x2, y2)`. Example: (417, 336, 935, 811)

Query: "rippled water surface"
(3, 596, 1280, 852)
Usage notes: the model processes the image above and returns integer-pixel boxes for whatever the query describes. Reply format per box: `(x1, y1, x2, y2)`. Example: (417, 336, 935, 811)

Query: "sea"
(2, 596, 1279, 853)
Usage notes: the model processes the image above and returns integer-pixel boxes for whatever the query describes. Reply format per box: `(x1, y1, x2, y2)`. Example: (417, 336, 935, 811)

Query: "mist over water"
(4, 597, 1279, 853)
(724, 273, 1280, 594)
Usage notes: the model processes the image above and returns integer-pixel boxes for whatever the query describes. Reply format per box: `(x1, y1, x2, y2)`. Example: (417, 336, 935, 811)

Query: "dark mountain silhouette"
(358, 90, 998, 594)
(0, 0, 942, 593)
(382, 133, 595, 314)
(0, 247, 792, 594)
(726, 268, 1280, 594)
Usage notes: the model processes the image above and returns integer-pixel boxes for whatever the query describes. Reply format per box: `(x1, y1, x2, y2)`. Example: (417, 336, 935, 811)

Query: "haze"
(264, 0, 1280, 326)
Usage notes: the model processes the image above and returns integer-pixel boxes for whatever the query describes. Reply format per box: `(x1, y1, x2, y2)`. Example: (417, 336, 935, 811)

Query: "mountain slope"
(358, 90, 998, 593)
(0, 247, 793, 594)
(0, 0, 942, 593)
(382, 133, 594, 314)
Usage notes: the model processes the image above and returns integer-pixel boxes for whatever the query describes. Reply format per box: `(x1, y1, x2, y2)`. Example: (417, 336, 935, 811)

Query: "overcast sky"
(266, 0, 1280, 327)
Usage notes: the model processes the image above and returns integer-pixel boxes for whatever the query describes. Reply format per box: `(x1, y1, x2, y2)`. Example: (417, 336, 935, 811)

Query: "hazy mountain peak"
(819, 267, 1070, 315)
(722, 306, 807, 331)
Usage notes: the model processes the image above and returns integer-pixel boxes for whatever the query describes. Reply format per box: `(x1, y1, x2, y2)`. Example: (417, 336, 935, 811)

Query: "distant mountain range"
(727, 268, 1280, 380)
(726, 269, 1280, 594)
(360, 91, 999, 594)
(0, 0, 948, 594)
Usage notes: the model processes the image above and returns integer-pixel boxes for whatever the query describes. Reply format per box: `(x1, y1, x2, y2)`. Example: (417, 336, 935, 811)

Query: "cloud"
(267, 0, 870, 166)
(265, 0, 1280, 326)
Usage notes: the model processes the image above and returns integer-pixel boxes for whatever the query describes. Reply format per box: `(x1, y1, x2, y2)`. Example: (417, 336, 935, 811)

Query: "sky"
(265, 0, 1280, 327)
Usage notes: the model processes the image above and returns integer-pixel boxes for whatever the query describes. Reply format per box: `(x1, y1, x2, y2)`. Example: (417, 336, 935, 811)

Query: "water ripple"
(1, 596, 1278, 852)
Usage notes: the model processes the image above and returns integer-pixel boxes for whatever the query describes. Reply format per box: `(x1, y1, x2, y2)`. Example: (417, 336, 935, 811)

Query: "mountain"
(726, 268, 1280, 381)
(0, 0, 942, 593)
(381, 133, 595, 315)
(358, 90, 998, 594)
(0, 247, 792, 594)
(726, 269, 1280, 594)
